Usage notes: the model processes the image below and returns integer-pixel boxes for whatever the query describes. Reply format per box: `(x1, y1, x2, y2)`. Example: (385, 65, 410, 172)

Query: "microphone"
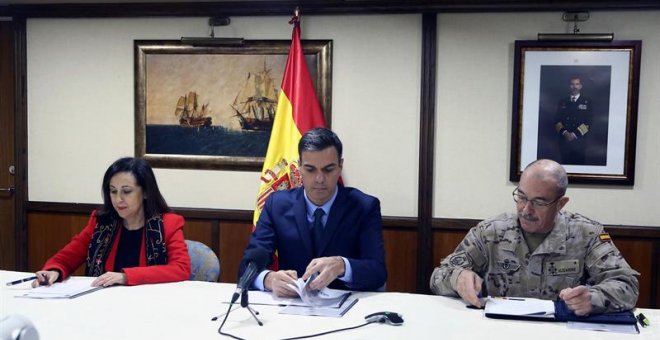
(231, 248, 269, 304)
(0, 314, 39, 340)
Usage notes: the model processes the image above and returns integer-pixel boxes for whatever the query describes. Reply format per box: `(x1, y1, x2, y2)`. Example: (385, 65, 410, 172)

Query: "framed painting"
(135, 39, 332, 171)
(509, 40, 641, 185)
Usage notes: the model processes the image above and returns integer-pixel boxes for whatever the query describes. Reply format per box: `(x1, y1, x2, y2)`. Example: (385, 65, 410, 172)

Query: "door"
(0, 19, 17, 270)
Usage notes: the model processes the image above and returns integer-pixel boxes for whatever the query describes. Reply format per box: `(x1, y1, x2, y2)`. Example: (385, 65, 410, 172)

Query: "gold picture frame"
(134, 39, 332, 171)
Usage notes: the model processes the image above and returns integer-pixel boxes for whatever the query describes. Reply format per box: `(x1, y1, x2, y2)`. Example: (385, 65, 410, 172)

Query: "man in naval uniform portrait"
(554, 76, 594, 165)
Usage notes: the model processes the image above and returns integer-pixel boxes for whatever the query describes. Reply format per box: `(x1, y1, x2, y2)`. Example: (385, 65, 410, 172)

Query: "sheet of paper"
(15, 277, 103, 299)
(567, 321, 639, 334)
(484, 297, 555, 318)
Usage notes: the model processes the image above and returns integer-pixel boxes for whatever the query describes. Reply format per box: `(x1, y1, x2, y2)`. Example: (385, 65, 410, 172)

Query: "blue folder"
(552, 300, 637, 325)
(485, 299, 636, 325)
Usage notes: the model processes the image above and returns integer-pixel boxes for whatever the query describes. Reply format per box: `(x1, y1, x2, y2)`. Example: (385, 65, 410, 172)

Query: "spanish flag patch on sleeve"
(598, 233, 612, 242)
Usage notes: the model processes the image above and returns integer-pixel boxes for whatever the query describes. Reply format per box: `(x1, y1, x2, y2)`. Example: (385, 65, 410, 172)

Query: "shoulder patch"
(448, 252, 473, 268)
(598, 233, 612, 242)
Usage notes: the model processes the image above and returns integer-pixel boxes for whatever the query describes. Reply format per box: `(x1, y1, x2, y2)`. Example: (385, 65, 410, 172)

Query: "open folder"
(484, 297, 637, 325)
(241, 277, 357, 317)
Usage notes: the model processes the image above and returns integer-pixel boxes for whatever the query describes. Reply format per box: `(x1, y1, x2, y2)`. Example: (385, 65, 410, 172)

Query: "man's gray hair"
(525, 159, 568, 197)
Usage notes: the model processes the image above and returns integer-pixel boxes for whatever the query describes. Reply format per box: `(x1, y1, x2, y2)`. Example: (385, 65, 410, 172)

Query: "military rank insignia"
(598, 233, 612, 242)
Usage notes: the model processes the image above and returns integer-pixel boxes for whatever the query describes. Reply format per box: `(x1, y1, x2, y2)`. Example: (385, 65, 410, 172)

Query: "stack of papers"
(15, 277, 102, 299)
(279, 297, 358, 317)
(242, 277, 357, 317)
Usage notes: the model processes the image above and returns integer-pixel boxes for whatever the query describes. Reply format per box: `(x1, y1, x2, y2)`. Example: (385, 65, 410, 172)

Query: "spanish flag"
(253, 13, 326, 229)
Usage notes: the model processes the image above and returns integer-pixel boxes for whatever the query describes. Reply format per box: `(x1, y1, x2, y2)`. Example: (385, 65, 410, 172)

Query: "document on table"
(245, 289, 351, 308)
(15, 277, 103, 299)
(484, 297, 555, 319)
(238, 277, 358, 318)
(243, 276, 352, 308)
(279, 296, 359, 317)
(484, 296, 638, 333)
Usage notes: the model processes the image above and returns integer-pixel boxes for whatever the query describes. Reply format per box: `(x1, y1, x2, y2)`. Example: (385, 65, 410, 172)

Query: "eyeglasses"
(512, 187, 562, 209)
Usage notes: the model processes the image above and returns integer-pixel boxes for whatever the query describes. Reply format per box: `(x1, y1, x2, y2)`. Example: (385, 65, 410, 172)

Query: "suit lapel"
(317, 186, 347, 255)
(293, 188, 315, 257)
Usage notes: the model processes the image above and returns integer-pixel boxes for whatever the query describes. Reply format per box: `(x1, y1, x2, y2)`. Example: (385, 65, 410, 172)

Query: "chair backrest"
(185, 240, 220, 282)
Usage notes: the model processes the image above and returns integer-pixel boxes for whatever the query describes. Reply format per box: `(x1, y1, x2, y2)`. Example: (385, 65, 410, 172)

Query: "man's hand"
(559, 286, 592, 316)
(456, 270, 483, 308)
(264, 270, 298, 298)
(302, 256, 345, 290)
(91, 272, 127, 287)
(31, 270, 59, 288)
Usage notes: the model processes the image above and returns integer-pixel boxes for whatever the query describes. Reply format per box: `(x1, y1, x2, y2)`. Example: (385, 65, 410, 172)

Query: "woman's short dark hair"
(298, 128, 343, 160)
(96, 157, 170, 224)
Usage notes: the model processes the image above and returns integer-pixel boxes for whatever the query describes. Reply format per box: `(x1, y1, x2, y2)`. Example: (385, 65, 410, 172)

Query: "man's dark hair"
(569, 75, 582, 83)
(298, 127, 343, 160)
(96, 157, 171, 224)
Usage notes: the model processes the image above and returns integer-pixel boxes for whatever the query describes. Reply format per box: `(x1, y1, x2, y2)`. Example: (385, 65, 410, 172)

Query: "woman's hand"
(31, 270, 59, 288)
(92, 272, 127, 287)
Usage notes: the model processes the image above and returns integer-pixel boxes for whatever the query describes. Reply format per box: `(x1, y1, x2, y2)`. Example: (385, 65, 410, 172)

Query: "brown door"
(0, 20, 17, 270)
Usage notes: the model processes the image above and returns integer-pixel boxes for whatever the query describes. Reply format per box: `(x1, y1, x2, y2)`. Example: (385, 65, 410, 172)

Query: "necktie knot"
(571, 96, 576, 102)
(314, 208, 325, 222)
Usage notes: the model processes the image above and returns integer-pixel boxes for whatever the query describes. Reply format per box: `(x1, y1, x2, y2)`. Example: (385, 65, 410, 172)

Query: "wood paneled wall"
(24, 204, 659, 308)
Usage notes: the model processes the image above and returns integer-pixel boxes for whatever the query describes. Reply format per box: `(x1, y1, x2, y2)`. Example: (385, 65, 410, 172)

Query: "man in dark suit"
(240, 128, 386, 297)
(554, 76, 594, 165)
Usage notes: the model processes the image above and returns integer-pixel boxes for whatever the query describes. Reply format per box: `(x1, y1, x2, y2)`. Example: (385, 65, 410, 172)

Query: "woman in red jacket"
(32, 157, 191, 287)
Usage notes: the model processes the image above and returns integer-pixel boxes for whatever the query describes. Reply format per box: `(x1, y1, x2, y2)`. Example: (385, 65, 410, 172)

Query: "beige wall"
(26, 11, 660, 226)
(434, 11, 660, 226)
(26, 15, 422, 216)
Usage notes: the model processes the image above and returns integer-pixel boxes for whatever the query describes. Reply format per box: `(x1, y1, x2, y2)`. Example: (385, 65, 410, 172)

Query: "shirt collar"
(303, 187, 338, 219)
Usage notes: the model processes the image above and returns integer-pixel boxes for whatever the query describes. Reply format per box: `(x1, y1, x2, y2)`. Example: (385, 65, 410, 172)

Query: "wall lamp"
(181, 16, 244, 46)
(538, 11, 614, 42)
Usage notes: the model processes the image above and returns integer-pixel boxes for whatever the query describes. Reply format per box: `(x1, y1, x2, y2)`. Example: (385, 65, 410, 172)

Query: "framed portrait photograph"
(134, 39, 332, 171)
(509, 40, 642, 185)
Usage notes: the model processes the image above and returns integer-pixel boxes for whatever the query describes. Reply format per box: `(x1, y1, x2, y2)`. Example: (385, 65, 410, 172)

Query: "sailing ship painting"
(175, 91, 213, 128)
(138, 41, 329, 170)
(231, 63, 278, 131)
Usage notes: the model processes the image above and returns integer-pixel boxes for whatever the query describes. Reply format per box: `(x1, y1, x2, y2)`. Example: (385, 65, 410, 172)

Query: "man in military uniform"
(430, 159, 638, 315)
(554, 76, 593, 165)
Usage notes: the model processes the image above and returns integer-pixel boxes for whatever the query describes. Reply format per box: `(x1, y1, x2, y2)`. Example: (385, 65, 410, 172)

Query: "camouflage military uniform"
(430, 211, 639, 313)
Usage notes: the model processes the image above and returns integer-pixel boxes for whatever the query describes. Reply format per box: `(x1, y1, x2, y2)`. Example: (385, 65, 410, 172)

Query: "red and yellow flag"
(253, 13, 326, 228)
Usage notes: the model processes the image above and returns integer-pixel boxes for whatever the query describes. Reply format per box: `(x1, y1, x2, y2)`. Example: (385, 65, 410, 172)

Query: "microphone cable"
(217, 301, 245, 340)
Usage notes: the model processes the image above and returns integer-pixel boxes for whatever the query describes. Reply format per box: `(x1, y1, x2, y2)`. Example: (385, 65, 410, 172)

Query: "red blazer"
(42, 212, 191, 285)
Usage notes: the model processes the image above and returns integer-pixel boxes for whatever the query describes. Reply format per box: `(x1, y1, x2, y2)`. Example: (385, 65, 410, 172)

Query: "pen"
(6, 276, 37, 286)
(637, 313, 650, 327)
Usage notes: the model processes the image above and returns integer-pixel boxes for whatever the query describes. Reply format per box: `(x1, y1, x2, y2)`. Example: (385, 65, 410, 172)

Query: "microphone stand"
(240, 290, 263, 326)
